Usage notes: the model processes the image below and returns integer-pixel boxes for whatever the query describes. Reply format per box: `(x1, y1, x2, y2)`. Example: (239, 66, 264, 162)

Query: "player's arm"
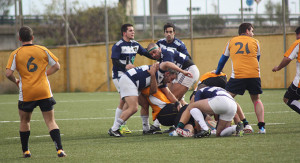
(47, 62, 60, 76)
(5, 69, 19, 87)
(138, 44, 155, 60)
(272, 57, 292, 72)
(215, 55, 229, 75)
(160, 61, 193, 78)
(161, 86, 181, 109)
(147, 63, 159, 95)
(179, 44, 192, 59)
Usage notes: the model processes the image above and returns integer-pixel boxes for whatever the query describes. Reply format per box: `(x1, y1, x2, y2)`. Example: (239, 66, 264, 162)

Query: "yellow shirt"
(223, 35, 261, 79)
(141, 87, 171, 121)
(6, 44, 58, 102)
(284, 39, 300, 87)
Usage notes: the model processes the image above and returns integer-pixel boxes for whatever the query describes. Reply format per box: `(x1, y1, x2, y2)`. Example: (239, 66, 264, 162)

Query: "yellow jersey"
(284, 39, 300, 87)
(6, 44, 58, 102)
(223, 35, 261, 79)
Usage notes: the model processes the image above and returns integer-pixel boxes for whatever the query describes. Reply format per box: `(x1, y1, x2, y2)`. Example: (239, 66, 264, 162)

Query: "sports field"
(0, 90, 299, 162)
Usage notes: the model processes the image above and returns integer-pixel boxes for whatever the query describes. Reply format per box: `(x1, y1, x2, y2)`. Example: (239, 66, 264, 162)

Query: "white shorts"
(119, 75, 139, 99)
(112, 71, 125, 93)
(173, 65, 199, 88)
(208, 96, 237, 121)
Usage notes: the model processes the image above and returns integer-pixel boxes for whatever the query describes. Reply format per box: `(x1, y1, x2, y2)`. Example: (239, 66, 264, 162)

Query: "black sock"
(287, 99, 300, 114)
(242, 119, 249, 127)
(257, 122, 265, 129)
(50, 129, 63, 151)
(177, 122, 185, 129)
(20, 131, 30, 152)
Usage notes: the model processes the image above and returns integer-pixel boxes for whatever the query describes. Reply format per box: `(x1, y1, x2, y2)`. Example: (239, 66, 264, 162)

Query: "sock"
(114, 108, 123, 124)
(190, 108, 209, 131)
(112, 118, 124, 131)
(287, 99, 300, 114)
(220, 126, 236, 137)
(257, 122, 265, 129)
(20, 131, 30, 152)
(153, 119, 161, 127)
(141, 116, 150, 131)
(177, 122, 185, 129)
(242, 118, 249, 127)
(50, 129, 63, 151)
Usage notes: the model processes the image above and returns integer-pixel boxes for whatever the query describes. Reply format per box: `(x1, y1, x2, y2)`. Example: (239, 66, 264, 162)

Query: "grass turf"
(0, 90, 299, 162)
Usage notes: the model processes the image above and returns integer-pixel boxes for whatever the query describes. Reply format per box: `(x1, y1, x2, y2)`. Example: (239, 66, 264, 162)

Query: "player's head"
(295, 26, 300, 40)
(147, 43, 161, 60)
(163, 68, 178, 83)
(163, 23, 176, 43)
(238, 23, 254, 37)
(19, 26, 33, 42)
(121, 24, 134, 40)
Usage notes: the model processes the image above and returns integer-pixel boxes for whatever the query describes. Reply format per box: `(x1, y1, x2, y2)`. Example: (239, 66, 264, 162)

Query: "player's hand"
(147, 63, 158, 76)
(16, 79, 20, 87)
(183, 71, 193, 78)
(126, 64, 135, 70)
(272, 66, 280, 72)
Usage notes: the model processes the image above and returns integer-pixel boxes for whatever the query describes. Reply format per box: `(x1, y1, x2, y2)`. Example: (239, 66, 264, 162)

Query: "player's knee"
(283, 98, 289, 104)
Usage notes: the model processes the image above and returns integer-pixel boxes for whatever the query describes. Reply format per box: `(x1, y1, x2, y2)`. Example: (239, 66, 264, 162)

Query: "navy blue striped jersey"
(125, 65, 166, 90)
(111, 39, 148, 79)
(156, 37, 191, 59)
(194, 87, 234, 101)
(160, 48, 193, 69)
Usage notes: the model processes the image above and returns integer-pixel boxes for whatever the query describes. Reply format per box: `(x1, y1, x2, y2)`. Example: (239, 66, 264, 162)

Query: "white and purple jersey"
(111, 39, 148, 79)
(194, 87, 234, 102)
(156, 37, 191, 59)
(125, 65, 166, 90)
(160, 48, 194, 70)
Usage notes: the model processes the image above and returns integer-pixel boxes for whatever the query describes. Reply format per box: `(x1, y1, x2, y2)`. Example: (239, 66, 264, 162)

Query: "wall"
(0, 34, 296, 93)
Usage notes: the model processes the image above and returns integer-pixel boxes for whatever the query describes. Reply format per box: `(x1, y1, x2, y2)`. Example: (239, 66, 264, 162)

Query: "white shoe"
(175, 128, 193, 137)
(243, 125, 254, 133)
(258, 127, 266, 134)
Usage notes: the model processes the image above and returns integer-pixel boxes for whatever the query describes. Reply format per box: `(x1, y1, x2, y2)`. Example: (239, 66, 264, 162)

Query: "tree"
(193, 15, 225, 35)
(33, 1, 131, 46)
(0, 0, 14, 15)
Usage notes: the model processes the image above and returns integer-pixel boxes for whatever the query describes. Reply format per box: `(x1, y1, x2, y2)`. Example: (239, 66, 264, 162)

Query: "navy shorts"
(225, 78, 263, 95)
(284, 83, 300, 100)
(18, 97, 56, 112)
(174, 105, 195, 127)
(157, 104, 178, 126)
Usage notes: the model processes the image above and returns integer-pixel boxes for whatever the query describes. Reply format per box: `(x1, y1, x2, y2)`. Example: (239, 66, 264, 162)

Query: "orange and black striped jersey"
(6, 44, 58, 102)
(284, 39, 300, 87)
(223, 35, 261, 79)
(141, 87, 171, 121)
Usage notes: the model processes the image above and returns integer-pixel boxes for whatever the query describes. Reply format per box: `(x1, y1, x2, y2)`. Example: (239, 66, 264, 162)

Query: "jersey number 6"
(27, 57, 38, 72)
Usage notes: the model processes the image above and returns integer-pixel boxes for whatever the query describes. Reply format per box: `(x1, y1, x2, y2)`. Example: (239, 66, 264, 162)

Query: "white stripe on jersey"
(288, 44, 299, 60)
(121, 46, 139, 54)
(10, 54, 17, 71)
(46, 51, 57, 66)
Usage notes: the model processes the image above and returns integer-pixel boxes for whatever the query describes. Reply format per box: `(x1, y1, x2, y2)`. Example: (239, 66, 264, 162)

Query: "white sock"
(141, 116, 150, 131)
(112, 118, 124, 131)
(220, 125, 236, 137)
(114, 108, 122, 124)
(153, 119, 161, 127)
(190, 108, 209, 131)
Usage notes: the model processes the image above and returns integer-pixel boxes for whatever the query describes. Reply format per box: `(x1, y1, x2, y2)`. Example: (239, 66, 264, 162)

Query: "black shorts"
(225, 78, 263, 95)
(284, 83, 300, 100)
(18, 97, 56, 112)
(157, 104, 178, 126)
(173, 105, 195, 127)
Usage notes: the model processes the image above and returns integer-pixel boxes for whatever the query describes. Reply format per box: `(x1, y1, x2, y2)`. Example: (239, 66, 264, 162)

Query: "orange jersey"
(284, 39, 300, 87)
(194, 71, 227, 91)
(6, 44, 58, 101)
(223, 35, 261, 79)
(141, 87, 171, 121)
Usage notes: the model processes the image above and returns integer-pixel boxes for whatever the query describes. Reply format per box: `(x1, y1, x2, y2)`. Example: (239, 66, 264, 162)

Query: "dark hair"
(163, 23, 175, 32)
(121, 24, 133, 37)
(295, 27, 300, 35)
(19, 26, 33, 42)
(238, 23, 253, 35)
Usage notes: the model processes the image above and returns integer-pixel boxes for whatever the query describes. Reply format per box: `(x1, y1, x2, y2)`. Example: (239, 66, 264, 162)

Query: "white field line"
(0, 99, 115, 105)
(1, 110, 295, 123)
(6, 134, 64, 139)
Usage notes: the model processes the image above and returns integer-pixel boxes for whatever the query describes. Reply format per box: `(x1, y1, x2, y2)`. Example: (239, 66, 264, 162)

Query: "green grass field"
(1, 90, 300, 162)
